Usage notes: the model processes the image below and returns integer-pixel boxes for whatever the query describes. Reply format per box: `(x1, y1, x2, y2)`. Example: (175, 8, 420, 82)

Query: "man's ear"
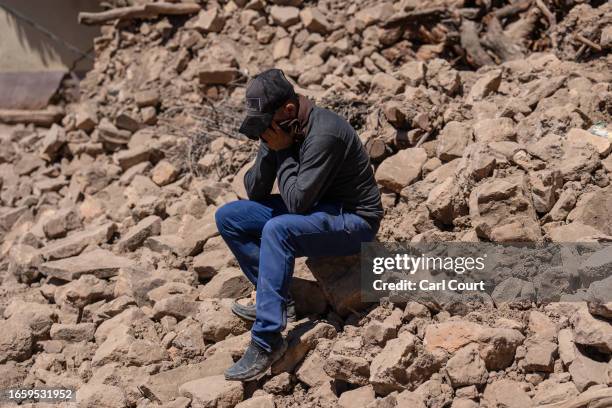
(284, 101, 297, 117)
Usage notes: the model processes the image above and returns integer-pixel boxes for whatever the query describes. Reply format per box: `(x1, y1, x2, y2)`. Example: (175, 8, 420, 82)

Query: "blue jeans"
(215, 195, 377, 352)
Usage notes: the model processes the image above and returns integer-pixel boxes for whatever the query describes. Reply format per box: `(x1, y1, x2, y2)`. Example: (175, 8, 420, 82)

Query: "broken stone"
(195, 298, 251, 342)
(567, 127, 612, 157)
(139, 351, 233, 403)
(198, 66, 241, 85)
(0, 319, 33, 363)
(376, 148, 427, 193)
(300, 8, 330, 34)
(445, 343, 488, 387)
(40, 248, 135, 281)
(473, 117, 516, 143)
(466, 69, 502, 103)
(270, 6, 300, 27)
(570, 305, 612, 354)
(151, 160, 179, 186)
(42, 207, 81, 239)
(8, 243, 43, 283)
(338, 385, 376, 408)
(40, 222, 117, 260)
(134, 90, 160, 108)
(523, 340, 557, 372)
(568, 351, 609, 392)
(369, 331, 416, 395)
(436, 121, 471, 161)
(192, 8, 225, 33)
(296, 350, 332, 387)
(117, 215, 161, 252)
(179, 375, 244, 408)
(199, 267, 252, 299)
(40, 124, 65, 162)
(482, 380, 533, 408)
(50, 323, 95, 342)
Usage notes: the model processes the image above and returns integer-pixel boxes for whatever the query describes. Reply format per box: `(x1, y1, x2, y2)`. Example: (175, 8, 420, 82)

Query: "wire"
(0, 1, 95, 62)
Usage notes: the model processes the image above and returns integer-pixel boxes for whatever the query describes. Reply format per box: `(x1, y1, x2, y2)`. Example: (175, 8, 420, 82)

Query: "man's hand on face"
(261, 121, 293, 151)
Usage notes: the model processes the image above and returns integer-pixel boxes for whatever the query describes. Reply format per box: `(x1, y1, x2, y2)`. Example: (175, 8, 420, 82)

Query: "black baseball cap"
(239, 68, 297, 140)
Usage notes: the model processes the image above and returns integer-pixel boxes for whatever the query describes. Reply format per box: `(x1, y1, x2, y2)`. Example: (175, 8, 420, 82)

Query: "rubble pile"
(0, 0, 611, 407)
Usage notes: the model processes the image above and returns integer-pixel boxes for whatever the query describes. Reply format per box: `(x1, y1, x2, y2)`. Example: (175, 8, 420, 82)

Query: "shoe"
(231, 298, 296, 323)
(224, 339, 288, 382)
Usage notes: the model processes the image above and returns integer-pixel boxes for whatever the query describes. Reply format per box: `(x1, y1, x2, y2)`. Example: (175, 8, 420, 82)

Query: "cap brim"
(239, 113, 273, 140)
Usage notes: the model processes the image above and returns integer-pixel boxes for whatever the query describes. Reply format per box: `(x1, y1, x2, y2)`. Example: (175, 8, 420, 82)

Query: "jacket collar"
(297, 94, 314, 137)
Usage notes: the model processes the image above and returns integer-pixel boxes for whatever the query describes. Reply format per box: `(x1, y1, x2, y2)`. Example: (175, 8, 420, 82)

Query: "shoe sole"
(225, 341, 288, 382)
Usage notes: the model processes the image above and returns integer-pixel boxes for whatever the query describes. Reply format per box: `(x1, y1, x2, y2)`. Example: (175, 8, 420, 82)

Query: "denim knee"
(261, 216, 291, 242)
(215, 200, 243, 234)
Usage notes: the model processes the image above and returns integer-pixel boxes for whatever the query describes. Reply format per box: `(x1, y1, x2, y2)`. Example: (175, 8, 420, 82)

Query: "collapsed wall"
(0, 0, 611, 407)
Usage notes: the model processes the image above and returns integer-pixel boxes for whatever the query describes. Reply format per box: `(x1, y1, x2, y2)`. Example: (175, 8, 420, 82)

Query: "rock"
(300, 8, 330, 34)
(579, 245, 612, 287)
(179, 375, 244, 408)
(530, 169, 563, 213)
(397, 61, 426, 87)
(114, 146, 153, 171)
(558, 328, 577, 366)
(235, 395, 275, 408)
(450, 398, 478, 408)
(0, 319, 33, 363)
(355, 3, 394, 27)
(55, 274, 110, 310)
(566, 128, 611, 157)
(466, 69, 503, 103)
(445, 343, 488, 387)
(482, 380, 533, 408)
(273, 36, 292, 60)
(473, 117, 516, 143)
(338, 385, 375, 408)
(568, 351, 609, 392)
(376, 148, 428, 193)
(491, 277, 536, 306)
(414, 377, 453, 408)
(570, 305, 612, 354)
(567, 186, 612, 235)
(75, 105, 98, 132)
(3, 300, 55, 341)
(192, 8, 225, 33)
(98, 118, 131, 145)
(151, 160, 179, 186)
(195, 298, 250, 342)
(533, 379, 579, 405)
(325, 347, 370, 386)
(523, 340, 557, 372)
(40, 124, 65, 161)
(469, 174, 542, 242)
(424, 320, 524, 370)
(139, 352, 234, 403)
(270, 6, 300, 27)
(436, 121, 471, 161)
(93, 330, 166, 367)
(371, 73, 404, 95)
(134, 90, 160, 108)
(263, 372, 292, 394)
(40, 222, 117, 260)
(40, 248, 135, 281)
(199, 66, 241, 85)
(586, 276, 612, 319)
(153, 294, 199, 320)
(117, 215, 161, 252)
(426, 59, 461, 95)
(364, 308, 403, 346)
(199, 267, 252, 299)
(8, 243, 42, 283)
(273, 321, 337, 374)
(42, 207, 81, 238)
(528, 311, 557, 342)
(50, 323, 95, 342)
(77, 384, 128, 408)
(296, 350, 332, 387)
(369, 332, 416, 395)
(193, 237, 233, 279)
(300, 255, 363, 316)
(425, 176, 467, 225)
(548, 222, 602, 242)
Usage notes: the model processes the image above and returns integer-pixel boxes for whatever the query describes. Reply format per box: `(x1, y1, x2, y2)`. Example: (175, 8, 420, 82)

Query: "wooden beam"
(78, 2, 201, 26)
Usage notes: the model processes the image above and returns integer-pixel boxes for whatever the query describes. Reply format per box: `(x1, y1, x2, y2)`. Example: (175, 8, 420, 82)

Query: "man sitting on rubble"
(215, 68, 383, 381)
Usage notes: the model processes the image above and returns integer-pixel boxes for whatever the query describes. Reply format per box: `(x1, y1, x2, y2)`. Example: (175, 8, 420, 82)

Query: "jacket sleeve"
(275, 134, 345, 214)
(243, 141, 277, 201)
